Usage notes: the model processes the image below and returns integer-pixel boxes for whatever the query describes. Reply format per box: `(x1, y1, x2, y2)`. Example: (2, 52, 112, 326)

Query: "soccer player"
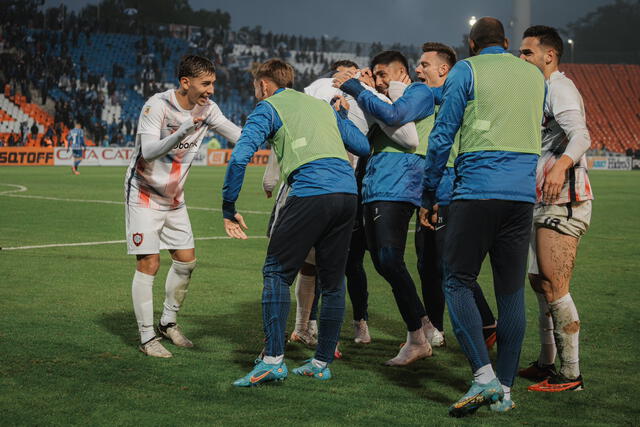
(518, 25, 593, 392)
(222, 58, 369, 386)
(125, 55, 241, 358)
(292, 59, 420, 345)
(66, 122, 85, 175)
(420, 18, 545, 416)
(414, 42, 497, 349)
(335, 50, 435, 365)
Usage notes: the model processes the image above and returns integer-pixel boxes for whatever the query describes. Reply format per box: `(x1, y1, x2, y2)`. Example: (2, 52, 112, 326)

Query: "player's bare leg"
(385, 328, 432, 366)
(528, 228, 583, 391)
(157, 248, 196, 348)
(290, 262, 317, 346)
(133, 254, 172, 357)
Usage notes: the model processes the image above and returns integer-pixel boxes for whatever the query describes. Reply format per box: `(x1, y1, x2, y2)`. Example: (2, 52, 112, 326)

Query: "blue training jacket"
(422, 46, 541, 209)
(222, 88, 370, 220)
(341, 80, 434, 207)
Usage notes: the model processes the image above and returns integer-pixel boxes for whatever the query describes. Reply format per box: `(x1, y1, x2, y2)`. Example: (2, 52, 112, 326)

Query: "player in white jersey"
(518, 26, 594, 391)
(125, 55, 241, 358)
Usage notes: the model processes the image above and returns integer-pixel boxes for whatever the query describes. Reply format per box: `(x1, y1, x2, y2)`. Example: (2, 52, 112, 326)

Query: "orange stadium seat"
(560, 64, 640, 152)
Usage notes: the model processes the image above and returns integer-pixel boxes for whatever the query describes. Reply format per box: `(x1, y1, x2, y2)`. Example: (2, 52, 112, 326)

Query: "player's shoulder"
(548, 71, 582, 108)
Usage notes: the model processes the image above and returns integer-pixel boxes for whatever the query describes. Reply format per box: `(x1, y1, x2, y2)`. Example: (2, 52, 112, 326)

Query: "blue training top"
(222, 88, 370, 220)
(341, 80, 434, 207)
(68, 128, 85, 149)
(422, 46, 541, 209)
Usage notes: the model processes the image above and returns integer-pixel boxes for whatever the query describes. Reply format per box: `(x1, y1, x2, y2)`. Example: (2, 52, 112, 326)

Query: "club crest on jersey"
(143, 106, 151, 115)
(132, 233, 144, 246)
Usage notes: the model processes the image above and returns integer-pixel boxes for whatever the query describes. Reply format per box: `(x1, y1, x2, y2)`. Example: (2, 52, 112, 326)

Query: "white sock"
(311, 358, 327, 369)
(473, 364, 497, 385)
(160, 259, 196, 326)
(536, 292, 557, 365)
(294, 273, 316, 332)
(263, 355, 284, 365)
(132, 270, 155, 343)
(502, 385, 511, 401)
(549, 293, 580, 379)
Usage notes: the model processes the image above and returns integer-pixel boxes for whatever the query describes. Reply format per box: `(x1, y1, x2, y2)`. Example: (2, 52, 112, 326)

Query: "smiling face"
(372, 61, 405, 95)
(180, 72, 216, 107)
(519, 37, 548, 72)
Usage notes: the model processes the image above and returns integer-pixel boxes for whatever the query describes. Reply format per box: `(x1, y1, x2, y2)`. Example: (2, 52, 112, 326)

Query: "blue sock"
(74, 160, 81, 169)
(315, 278, 346, 363)
(495, 288, 526, 387)
(262, 256, 291, 357)
(444, 266, 490, 372)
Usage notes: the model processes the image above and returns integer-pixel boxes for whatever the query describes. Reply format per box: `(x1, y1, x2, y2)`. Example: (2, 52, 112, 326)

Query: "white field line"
(1, 235, 268, 251)
(0, 183, 271, 215)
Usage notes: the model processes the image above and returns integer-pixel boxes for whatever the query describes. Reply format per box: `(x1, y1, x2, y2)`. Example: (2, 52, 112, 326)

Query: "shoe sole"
(528, 383, 584, 392)
(234, 377, 287, 387)
(449, 392, 501, 418)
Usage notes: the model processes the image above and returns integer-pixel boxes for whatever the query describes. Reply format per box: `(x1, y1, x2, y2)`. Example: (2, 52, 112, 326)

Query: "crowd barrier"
(0, 147, 636, 170)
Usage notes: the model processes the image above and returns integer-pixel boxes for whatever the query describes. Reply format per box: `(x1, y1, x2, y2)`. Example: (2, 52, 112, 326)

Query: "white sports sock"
(536, 292, 557, 365)
(549, 293, 580, 379)
(263, 355, 284, 365)
(311, 358, 327, 369)
(473, 364, 497, 385)
(294, 273, 316, 332)
(132, 270, 155, 343)
(502, 385, 511, 401)
(160, 259, 196, 326)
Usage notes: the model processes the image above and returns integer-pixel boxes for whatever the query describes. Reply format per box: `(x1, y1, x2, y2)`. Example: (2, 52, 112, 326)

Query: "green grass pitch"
(0, 167, 638, 425)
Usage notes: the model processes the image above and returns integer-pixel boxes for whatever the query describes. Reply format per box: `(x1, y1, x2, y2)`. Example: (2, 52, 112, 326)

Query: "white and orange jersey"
(125, 89, 241, 210)
(536, 71, 594, 205)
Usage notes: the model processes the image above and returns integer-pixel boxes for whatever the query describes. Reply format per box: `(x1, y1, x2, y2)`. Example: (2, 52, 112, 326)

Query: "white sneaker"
(290, 329, 317, 346)
(353, 319, 371, 344)
(139, 337, 172, 358)
(158, 323, 193, 348)
(429, 329, 446, 347)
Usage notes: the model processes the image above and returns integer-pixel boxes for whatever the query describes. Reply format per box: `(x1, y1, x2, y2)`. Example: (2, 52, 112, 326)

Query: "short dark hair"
(370, 50, 409, 72)
(330, 60, 359, 71)
(421, 42, 457, 67)
(177, 55, 216, 79)
(253, 58, 295, 88)
(523, 25, 564, 60)
(469, 17, 506, 50)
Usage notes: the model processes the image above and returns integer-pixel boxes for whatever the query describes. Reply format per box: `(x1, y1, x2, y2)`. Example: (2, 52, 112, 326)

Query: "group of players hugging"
(123, 17, 593, 417)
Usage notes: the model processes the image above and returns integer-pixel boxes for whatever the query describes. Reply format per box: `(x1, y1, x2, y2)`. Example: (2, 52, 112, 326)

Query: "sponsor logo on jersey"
(132, 233, 144, 246)
(173, 141, 199, 150)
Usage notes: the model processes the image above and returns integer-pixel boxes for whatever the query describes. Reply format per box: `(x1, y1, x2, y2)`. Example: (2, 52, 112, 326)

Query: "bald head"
(469, 17, 508, 55)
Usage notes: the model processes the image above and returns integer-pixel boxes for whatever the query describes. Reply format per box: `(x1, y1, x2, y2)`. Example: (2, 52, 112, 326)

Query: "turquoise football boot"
(292, 359, 332, 380)
(490, 398, 516, 413)
(233, 359, 288, 387)
(448, 378, 504, 417)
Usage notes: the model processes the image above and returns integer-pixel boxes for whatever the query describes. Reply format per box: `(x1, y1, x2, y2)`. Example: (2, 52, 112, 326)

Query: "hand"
(543, 155, 572, 204)
(332, 69, 356, 88)
(331, 95, 350, 112)
(393, 69, 411, 86)
(265, 190, 272, 198)
(193, 116, 204, 129)
(358, 68, 375, 88)
(224, 213, 248, 240)
(419, 207, 434, 230)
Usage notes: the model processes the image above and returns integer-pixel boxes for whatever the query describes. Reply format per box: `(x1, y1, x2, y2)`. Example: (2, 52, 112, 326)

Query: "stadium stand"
(0, 4, 637, 153)
(561, 64, 640, 154)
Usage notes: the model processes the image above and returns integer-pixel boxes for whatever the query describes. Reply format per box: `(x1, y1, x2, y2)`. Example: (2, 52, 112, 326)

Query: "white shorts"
(125, 205, 194, 255)
(528, 200, 592, 275)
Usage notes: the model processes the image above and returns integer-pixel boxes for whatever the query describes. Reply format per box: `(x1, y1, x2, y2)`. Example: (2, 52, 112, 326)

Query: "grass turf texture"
(0, 167, 638, 425)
